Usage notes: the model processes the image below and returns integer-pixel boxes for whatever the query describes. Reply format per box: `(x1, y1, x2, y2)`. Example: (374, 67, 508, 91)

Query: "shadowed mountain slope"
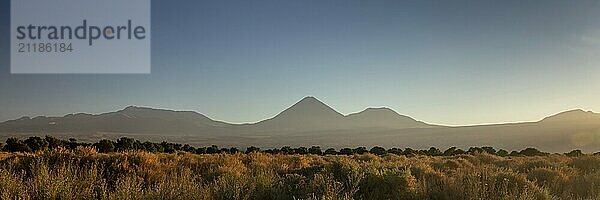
(1, 98, 599, 152)
(345, 107, 431, 129)
(252, 97, 346, 131)
(0, 106, 230, 135)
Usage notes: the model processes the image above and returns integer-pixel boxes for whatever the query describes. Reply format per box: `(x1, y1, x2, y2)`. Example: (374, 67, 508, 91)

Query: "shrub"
(496, 149, 509, 157)
(369, 146, 386, 156)
(324, 148, 337, 155)
(94, 139, 115, 153)
(565, 149, 584, 157)
(527, 168, 565, 187)
(570, 156, 600, 174)
(24, 136, 49, 151)
(0, 138, 597, 199)
(3, 137, 31, 152)
(308, 146, 322, 155)
(356, 168, 417, 200)
(520, 148, 548, 156)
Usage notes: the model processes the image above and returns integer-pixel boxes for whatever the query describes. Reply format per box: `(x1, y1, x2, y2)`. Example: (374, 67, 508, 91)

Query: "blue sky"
(1, 0, 600, 126)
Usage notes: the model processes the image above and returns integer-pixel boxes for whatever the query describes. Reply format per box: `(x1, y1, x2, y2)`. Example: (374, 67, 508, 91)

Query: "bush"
(3, 137, 31, 152)
(565, 149, 584, 157)
(570, 156, 600, 174)
(94, 139, 115, 153)
(369, 146, 386, 156)
(356, 169, 417, 200)
(23, 136, 48, 151)
(520, 148, 548, 156)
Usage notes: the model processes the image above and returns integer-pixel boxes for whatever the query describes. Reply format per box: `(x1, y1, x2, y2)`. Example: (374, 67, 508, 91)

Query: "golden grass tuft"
(0, 150, 598, 199)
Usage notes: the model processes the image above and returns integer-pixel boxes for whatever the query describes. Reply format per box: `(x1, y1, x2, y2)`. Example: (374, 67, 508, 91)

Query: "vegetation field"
(0, 140, 599, 200)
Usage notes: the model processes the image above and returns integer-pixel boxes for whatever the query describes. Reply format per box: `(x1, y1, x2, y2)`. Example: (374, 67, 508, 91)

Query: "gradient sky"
(1, 0, 600, 126)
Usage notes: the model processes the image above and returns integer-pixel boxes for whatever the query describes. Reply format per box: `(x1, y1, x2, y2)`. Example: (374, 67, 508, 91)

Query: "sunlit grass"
(0, 148, 598, 199)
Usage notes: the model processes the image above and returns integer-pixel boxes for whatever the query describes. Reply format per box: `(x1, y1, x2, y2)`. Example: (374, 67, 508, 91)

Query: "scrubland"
(0, 148, 598, 200)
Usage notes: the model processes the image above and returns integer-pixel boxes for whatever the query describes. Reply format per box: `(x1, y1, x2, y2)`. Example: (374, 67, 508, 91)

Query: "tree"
(565, 149, 584, 157)
(369, 146, 387, 156)
(246, 146, 260, 154)
(454, 148, 466, 155)
(353, 147, 368, 155)
(173, 143, 183, 151)
(94, 139, 115, 153)
(161, 141, 176, 153)
(324, 148, 337, 155)
(182, 144, 195, 153)
(443, 147, 458, 156)
(195, 147, 207, 154)
(24, 136, 49, 151)
(4, 137, 31, 152)
(116, 137, 136, 152)
(308, 146, 322, 155)
(403, 148, 416, 156)
(67, 138, 79, 149)
(142, 141, 159, 152)
(44, 135, 63, 149)
(340, 148, 353, 155)
(387, 148, 403, 155)
(220, 148, 230, 154)
(426, 147, 442, 156)
(264, 148, 279, 154)
(134, 140, 143, 150)
(497, 149, 509, 157)
(294, 147, 308, 155)
(468, 147, 483, 154)
(206, 145, 220, 154)
(519, 148, 547, 156)
(281, 146, 293, 154)
(481, 147, 497, 155)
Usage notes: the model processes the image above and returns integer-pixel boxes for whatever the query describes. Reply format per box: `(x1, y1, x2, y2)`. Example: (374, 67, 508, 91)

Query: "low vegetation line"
(2, 136, 598, 157)
(0, 136, 599, 199)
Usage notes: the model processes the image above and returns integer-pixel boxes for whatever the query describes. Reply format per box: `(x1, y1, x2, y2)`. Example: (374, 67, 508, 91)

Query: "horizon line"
(0, 97, 593, 127)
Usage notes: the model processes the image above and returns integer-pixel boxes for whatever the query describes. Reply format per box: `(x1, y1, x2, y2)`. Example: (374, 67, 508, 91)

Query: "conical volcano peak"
(293, 96, 327, 107)
(254, 97, 345, 130)
(278, 96, 343, 118)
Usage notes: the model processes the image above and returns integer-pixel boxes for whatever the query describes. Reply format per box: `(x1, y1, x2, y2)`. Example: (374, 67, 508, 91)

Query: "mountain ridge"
(539, 109, 600, 123)
(0, 98, 596, 129)
(1, 97, 599, 152)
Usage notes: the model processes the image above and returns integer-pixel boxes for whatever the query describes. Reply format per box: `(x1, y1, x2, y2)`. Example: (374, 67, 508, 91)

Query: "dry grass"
(0, 148, 598, 200)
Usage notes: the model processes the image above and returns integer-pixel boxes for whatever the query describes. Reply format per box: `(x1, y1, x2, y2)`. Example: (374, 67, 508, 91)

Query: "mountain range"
(1, 96, 599, 152)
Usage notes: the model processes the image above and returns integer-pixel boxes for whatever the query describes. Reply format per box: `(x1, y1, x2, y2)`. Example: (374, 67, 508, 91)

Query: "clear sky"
(1, 0, 600, 126)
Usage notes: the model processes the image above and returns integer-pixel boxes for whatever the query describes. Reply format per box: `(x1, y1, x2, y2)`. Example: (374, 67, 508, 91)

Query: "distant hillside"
(539, 109, 600, 124)
(345, 107, 431, 129)
(0, 106, 231, 135)
(1, 97, 599, 152)
(252, 97, 431, 131)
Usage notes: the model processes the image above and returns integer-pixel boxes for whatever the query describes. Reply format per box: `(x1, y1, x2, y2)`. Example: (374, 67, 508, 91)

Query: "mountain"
(539, 109, 600, 124)
(345, 107, 431, 129)
(0, 97, 600, 152)
(0, 96, 434, 134)
(0, 106, 231, 135)
(253, 97, 346, 131)
(252, 97, 433, 131)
